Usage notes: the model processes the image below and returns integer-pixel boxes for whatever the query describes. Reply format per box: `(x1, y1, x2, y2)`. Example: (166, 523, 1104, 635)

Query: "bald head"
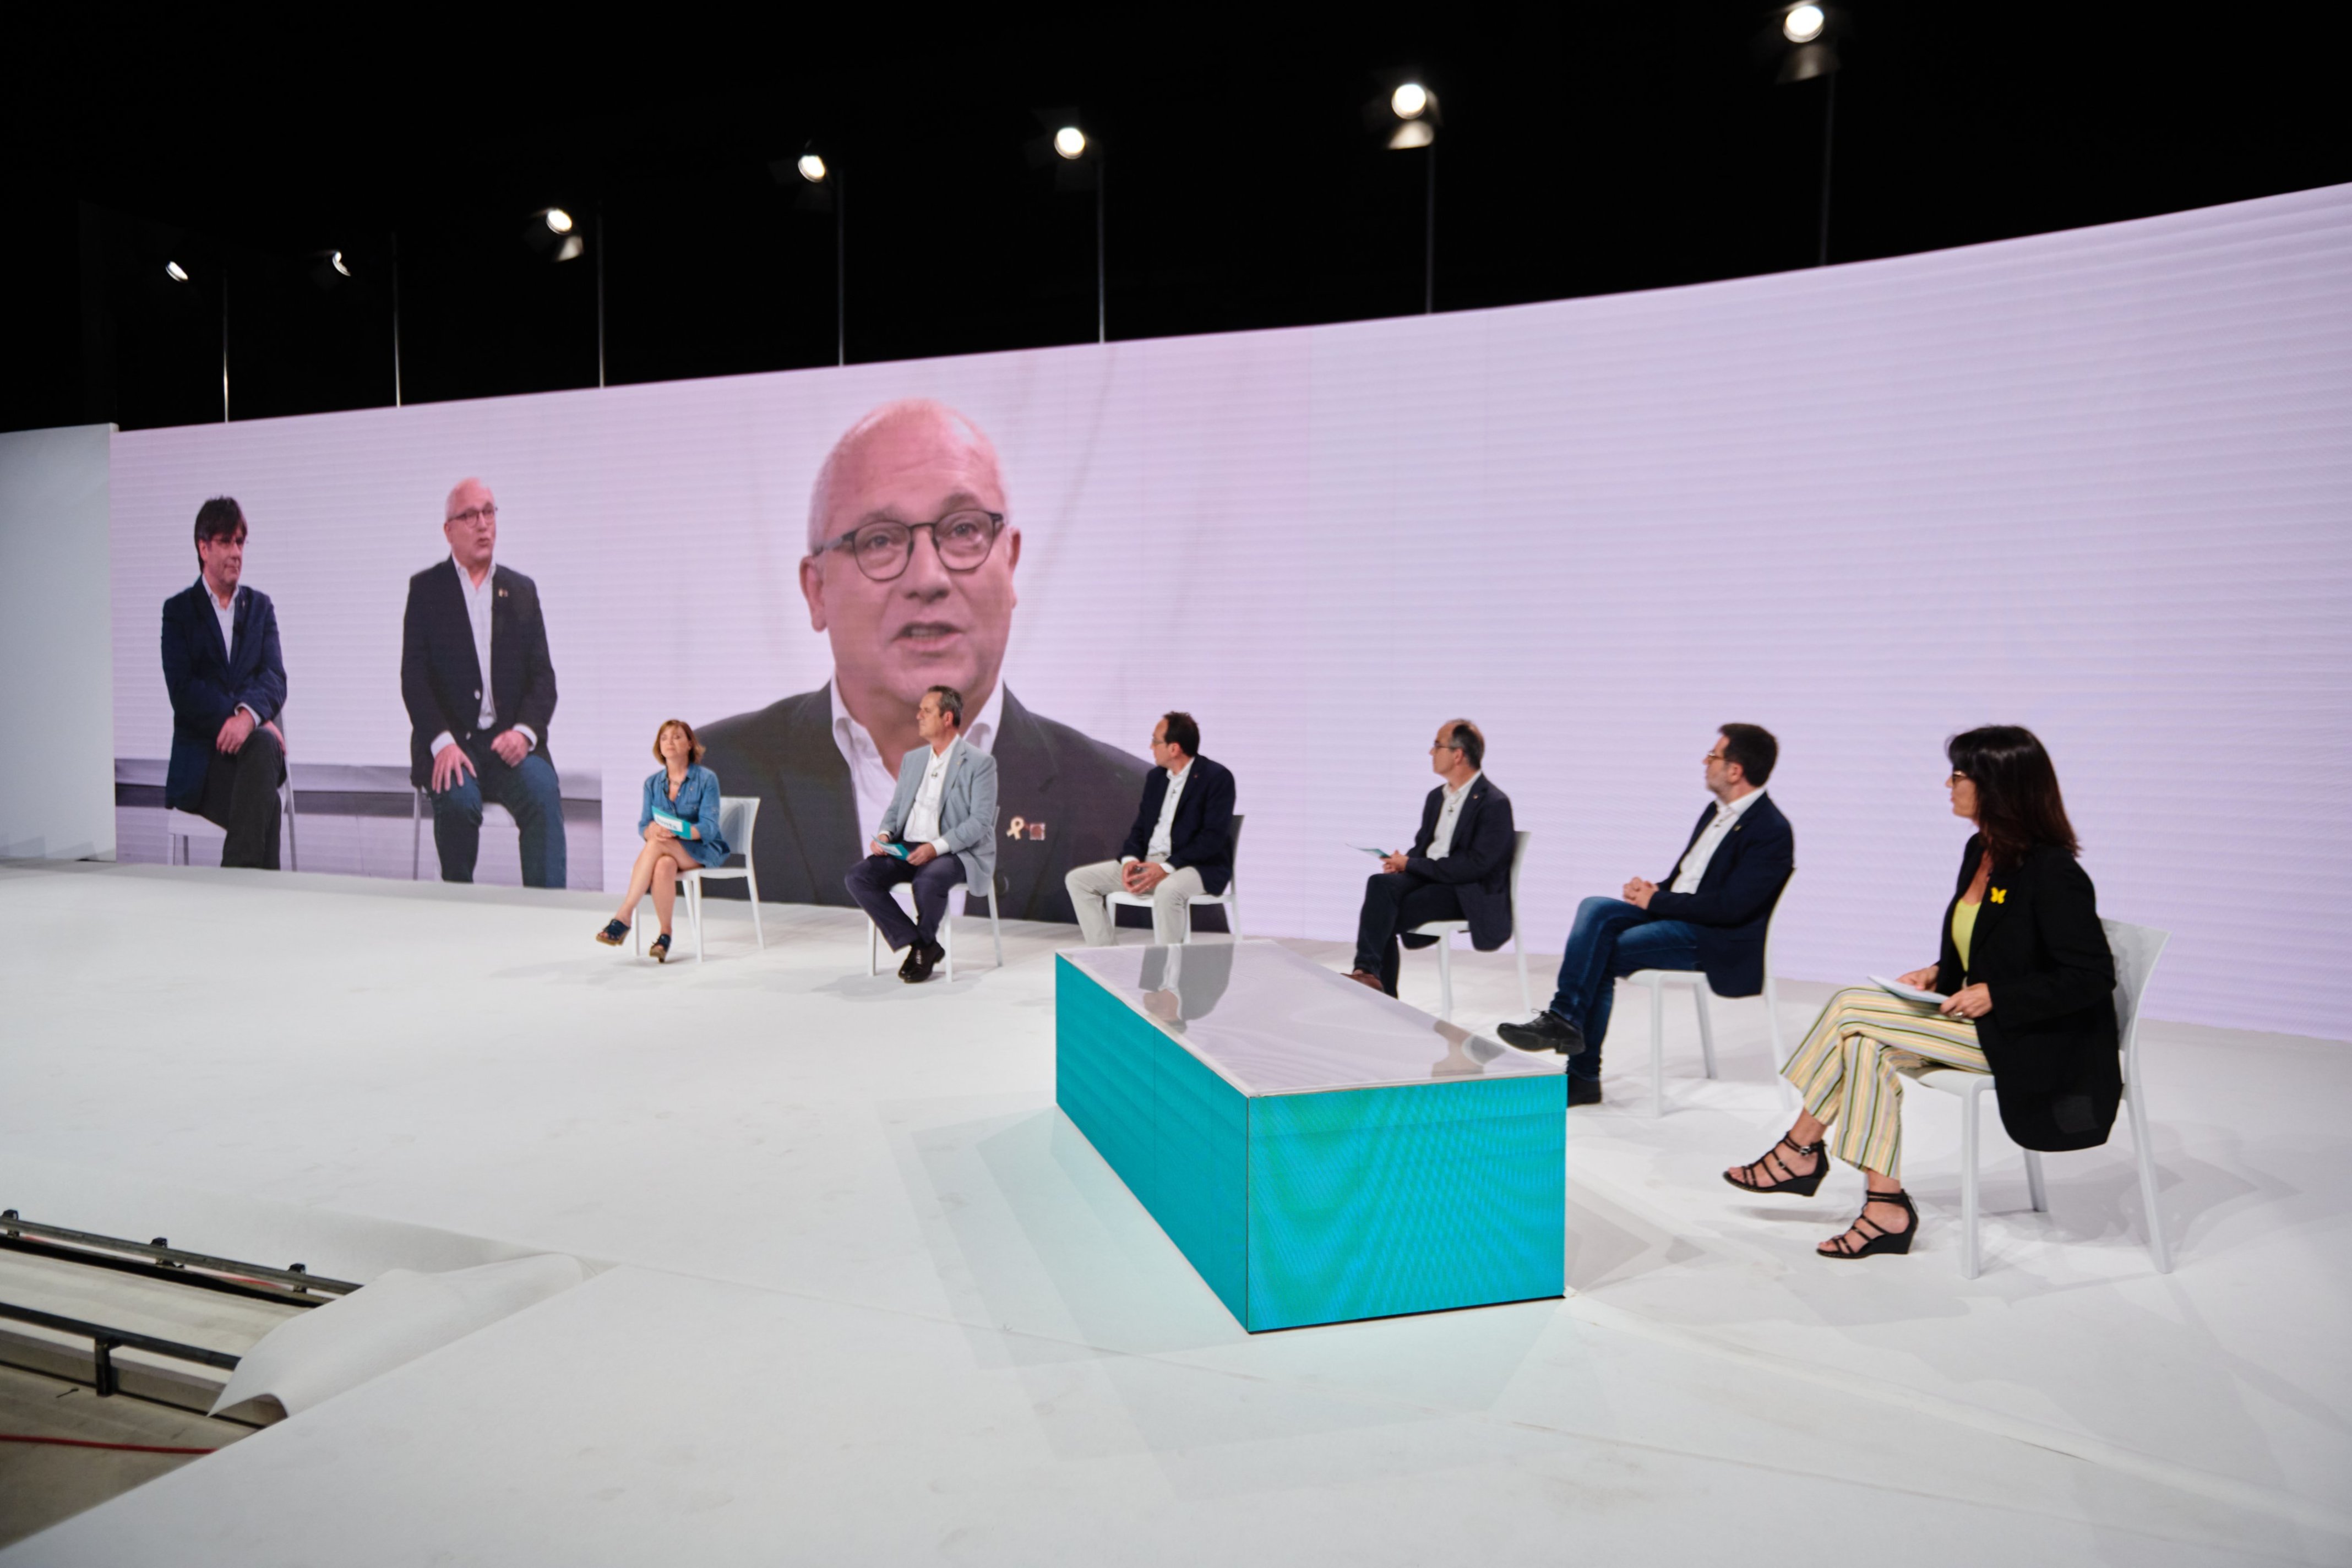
(805, 399, 1006, 556)
(443, 477, 498, 580)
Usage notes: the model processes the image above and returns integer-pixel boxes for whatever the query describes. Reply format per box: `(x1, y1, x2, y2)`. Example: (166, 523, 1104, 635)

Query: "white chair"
(631, 797, 764, 963)
(1103, 815, 1245, 945)
(1902, 917, 2172, 1280)
(867, 867, 1004, 982)
(165, 777, 300, 871)
(1628, 871, 1793, 1118)
(1408, 830, 1534, 1023)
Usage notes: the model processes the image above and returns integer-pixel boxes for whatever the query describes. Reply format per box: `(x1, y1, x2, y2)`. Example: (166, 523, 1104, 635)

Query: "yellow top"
(1951, 898, 1981, 973)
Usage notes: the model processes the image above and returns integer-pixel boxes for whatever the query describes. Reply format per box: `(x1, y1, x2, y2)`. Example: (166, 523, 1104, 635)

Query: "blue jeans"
(432, 743, 568, 888)
(1547, 896, 1701, 1084)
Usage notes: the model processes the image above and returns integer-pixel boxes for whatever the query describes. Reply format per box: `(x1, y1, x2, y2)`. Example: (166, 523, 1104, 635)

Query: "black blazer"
(1935, 836, 2120, 1152)
(1118, 755, 1238, 895)
(698, 684, 1150, 923)
(1404, 776, 1517, 951)
(1642, 793, 1794, 998)
(160, 581, 287, 810)
(400, 560, 558, 786)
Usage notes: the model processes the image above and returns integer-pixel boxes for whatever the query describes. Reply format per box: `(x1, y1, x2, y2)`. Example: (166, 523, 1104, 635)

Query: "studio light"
(1378, 81, 1440, 150)
(1391, 83, 1428, 120)
(164, 260, 190, 283)
(798, 153, 828, 183)
(1054, 126, 1087, 160)
(1783, 3, 1825, 42)
(330, 251, 351, 277)
(525, 209, 587, 263)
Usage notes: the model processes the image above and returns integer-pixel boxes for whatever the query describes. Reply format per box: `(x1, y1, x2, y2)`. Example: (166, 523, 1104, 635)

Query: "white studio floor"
(1, 861, 2345, 1567)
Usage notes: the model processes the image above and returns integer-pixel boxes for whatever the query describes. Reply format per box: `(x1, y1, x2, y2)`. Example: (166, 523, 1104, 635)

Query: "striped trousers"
(1782, 986, 1990, 1181)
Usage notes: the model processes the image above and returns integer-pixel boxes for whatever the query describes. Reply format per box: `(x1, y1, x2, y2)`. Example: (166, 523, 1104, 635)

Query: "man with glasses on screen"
(1498, 725, 1792, 1105)
(400, 478, 567, 888)
(700, 399, 1148, 922)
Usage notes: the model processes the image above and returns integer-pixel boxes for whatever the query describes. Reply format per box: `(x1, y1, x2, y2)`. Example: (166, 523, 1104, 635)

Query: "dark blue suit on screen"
(160, 579, 288, 868)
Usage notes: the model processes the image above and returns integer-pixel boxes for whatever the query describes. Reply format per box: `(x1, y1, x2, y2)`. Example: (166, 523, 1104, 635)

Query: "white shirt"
(197, 578, 259, 727)
(1427, 771, 1480, 861)
(831, 678, 1004, 853)
(428, 558, 536, 758)
(902, 736, 961, 851)
(1133, 759, 1193, 864)
(1670, 786, 1768, 893)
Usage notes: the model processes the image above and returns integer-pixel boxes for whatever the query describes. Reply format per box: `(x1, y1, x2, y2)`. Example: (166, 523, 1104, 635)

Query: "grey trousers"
(1065, 860, 1207, 946)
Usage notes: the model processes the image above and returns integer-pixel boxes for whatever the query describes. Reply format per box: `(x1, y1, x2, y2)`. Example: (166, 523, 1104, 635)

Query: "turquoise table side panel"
(1151, 1030, 1248, 1319)
(1054, 956, 1249, 1323)
(1055, 960, 1157, 1205)
(1245, 1075, 1566, 1331)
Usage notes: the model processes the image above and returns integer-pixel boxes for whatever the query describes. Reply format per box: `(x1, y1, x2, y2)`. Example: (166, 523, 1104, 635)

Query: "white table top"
(1060, 940, 1565, 1097)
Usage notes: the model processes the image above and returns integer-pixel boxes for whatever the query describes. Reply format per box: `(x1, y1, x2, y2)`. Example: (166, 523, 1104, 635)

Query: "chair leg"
(1768, 976, 1796, 1113)
(1513, 926, 1531, 1015)
(747, 867, 765, 949)
(1693, 987, 1718, 1079)
(2126, 1084, 2173, 1274)
(411, 788, 423, 879)
(868, 918, 879, 976)
(944, 912, 956, 984)
(283, 784, 300, 873)
(633, 899, 643, 956)
(1961, 1087, 1983, 1280)
(687, 878, 705, 963)
(1434, 938, 1455, 1022)
(2023, 1147, 2048, 1213)
(989, 884, 1003, 968)
(1648, 976, 1666, 1118)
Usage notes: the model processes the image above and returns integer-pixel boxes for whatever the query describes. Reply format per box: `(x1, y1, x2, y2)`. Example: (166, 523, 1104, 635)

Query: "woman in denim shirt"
(597, 718, 729, 961)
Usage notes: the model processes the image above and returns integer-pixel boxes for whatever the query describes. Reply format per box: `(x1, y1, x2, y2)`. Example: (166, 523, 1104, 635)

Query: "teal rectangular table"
(1056, 941, 1566, 1332)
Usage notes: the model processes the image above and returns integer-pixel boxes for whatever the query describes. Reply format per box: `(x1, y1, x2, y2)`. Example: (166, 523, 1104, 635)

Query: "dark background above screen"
(4, 3, 2345, 435)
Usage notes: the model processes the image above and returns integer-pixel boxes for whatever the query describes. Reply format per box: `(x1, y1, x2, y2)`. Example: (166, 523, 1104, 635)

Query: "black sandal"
(649, 933, 672, 963)
(595, 919, 629, 946)
(1723, 1135, 1828, 1197)
(1819, 1190, 1916, 1259)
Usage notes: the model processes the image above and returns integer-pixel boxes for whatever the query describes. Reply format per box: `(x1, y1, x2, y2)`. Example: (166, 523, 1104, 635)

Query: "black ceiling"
(6, 4, 2344, 436)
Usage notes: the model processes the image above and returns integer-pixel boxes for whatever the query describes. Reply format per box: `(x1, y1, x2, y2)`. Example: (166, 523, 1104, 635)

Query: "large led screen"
(110, 184, 2352, 1038)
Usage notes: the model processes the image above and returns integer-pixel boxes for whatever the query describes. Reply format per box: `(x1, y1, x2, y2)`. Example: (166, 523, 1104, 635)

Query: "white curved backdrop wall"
(110, 185, 2352, 1038)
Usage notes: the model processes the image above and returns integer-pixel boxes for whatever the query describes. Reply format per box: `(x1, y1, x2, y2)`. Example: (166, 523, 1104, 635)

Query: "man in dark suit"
(1064, 711, 1237, 946)
(400, 478, 565, 888)
(160, 497, 288, 869)
(1500, 725, 1794, 1105)
(1346, 719, 1518, 999)
(699, 399, 1147, 923)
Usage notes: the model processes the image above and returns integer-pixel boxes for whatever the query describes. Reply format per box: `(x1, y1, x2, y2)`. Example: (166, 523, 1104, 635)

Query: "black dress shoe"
(1566, 1075, 1603, 1107)
(905, 940, 944, 983)
(897, 946, 920, 979)
(1498, 1012, 1586, 1055)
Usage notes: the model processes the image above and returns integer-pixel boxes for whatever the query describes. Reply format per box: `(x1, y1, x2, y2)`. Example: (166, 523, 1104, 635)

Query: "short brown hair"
(652, 718, 705, 764)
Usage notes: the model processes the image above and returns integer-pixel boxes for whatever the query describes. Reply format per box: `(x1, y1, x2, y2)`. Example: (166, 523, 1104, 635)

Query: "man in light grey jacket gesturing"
(843, 684, 999, 982)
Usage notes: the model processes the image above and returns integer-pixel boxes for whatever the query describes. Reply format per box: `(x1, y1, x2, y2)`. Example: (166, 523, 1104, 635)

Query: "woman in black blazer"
(1723, 726, 2119, 1259)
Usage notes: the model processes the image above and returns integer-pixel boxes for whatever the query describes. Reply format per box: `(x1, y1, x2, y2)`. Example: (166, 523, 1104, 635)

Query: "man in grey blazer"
(845, 684, 999, 982)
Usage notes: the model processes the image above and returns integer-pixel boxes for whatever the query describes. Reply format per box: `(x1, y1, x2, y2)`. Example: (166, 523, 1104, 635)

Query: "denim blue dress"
(640, 764, 730, 867)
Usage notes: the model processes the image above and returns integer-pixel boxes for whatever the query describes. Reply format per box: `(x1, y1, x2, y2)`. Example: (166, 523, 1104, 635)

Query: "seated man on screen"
(699, 399, 1148, 924)
(845, 684, 999, 984)
(401, 478, 567, 887)
(1346, 720, 1517, 999)
(1499, 725, 1794, 1106)
(160, 497, 288, 869)
(1064, 710, 1237, 946)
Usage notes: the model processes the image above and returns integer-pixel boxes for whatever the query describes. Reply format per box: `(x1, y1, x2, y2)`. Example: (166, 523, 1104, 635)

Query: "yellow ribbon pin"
(1988, 887, 2006, 903)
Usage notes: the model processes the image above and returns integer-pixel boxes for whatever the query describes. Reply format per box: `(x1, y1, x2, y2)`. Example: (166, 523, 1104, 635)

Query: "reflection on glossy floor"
(1, 861, 2345, 1565)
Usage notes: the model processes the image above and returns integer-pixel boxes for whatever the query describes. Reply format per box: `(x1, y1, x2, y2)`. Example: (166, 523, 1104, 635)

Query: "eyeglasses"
(447, 504, 499, 528)
(819, 510, 1004, 582)
(1946, 771, 1970, 785)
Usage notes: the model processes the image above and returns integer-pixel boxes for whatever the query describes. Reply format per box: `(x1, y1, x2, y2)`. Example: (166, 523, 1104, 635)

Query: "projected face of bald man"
(798, 402, 1021, 761)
